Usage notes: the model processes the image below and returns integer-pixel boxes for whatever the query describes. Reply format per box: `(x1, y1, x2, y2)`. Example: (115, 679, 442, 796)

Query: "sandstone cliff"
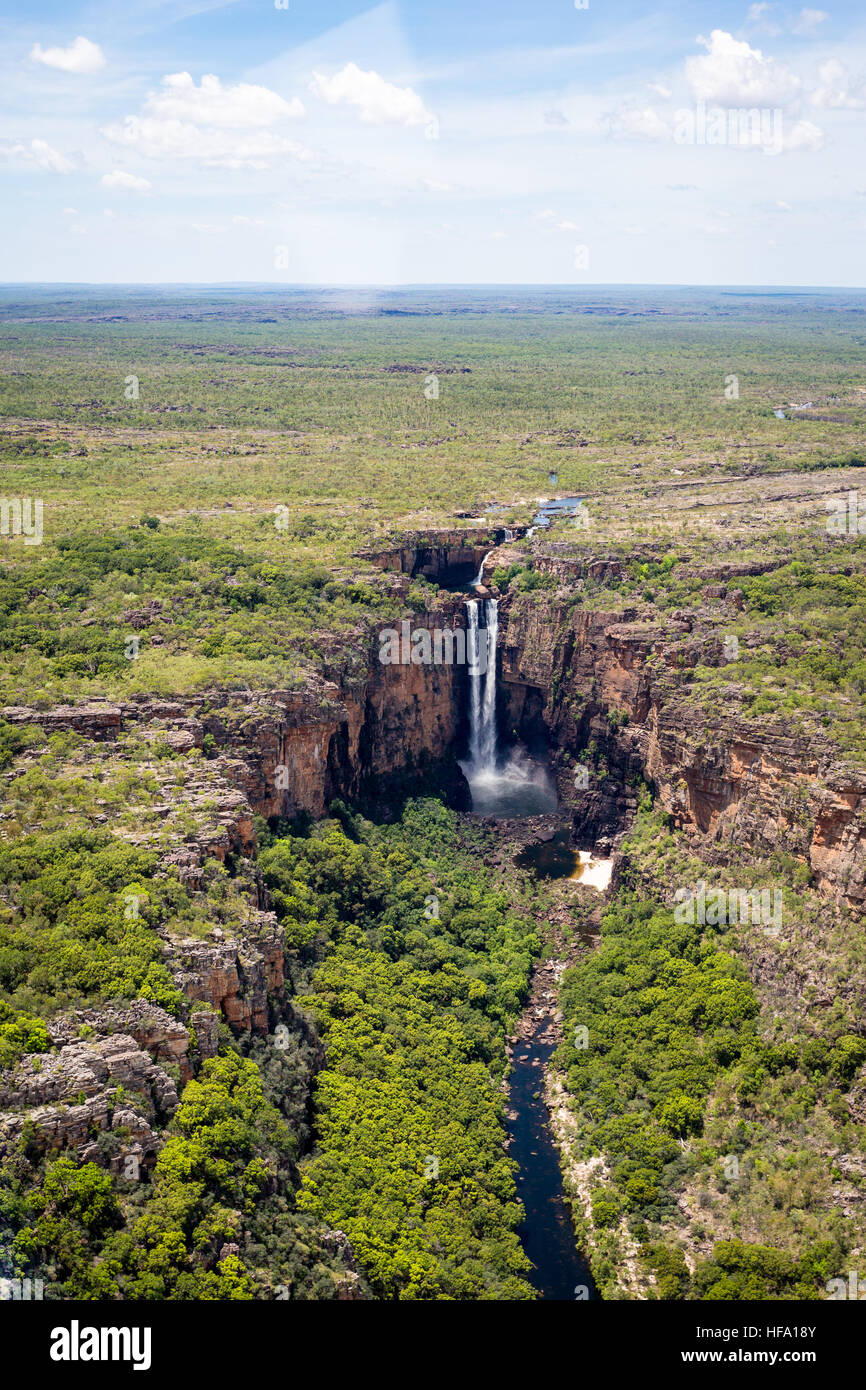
(498, 583, 866, 914)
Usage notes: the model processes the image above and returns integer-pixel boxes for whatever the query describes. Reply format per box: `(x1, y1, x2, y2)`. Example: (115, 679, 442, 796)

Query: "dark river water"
(506, 1022, 599, 1300)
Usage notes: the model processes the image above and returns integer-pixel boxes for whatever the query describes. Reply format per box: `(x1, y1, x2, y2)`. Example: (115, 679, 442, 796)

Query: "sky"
(1, 0, 865, 284)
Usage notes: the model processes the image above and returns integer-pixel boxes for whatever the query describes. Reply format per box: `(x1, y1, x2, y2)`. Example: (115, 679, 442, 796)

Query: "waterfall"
(461, 596, 557, 817)
(471, 550, 495, 590)
(466, 600, 484, 767)
(466, 597, 498, 771)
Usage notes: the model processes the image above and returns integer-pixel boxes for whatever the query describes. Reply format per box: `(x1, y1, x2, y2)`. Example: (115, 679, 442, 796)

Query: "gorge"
(2, 518, 865, 1302)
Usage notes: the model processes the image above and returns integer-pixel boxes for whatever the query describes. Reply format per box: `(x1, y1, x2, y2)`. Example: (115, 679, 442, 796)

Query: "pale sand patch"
(571, 852, 613, 891)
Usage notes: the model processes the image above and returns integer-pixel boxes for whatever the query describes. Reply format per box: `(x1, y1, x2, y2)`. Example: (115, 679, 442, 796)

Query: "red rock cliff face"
(2, 606, 471, 829)
(202, 612, 470, 820)
(499, 593, 866, 913)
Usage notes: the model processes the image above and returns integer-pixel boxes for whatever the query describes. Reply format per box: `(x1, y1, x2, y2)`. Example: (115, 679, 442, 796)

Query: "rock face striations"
(498, 582, 865, 913)
(5, 542, 863, 913)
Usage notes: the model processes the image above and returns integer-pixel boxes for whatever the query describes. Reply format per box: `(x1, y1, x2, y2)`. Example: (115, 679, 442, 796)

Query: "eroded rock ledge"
(499, 593, 865, 913)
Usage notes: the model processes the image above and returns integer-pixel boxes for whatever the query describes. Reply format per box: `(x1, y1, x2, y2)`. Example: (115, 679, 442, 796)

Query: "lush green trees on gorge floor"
(1, 799, 538, 1299)
(259, 799, 538, 1299)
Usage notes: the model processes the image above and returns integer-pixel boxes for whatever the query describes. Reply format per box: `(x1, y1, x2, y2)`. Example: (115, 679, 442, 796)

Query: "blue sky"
(1, 0, 865, 283)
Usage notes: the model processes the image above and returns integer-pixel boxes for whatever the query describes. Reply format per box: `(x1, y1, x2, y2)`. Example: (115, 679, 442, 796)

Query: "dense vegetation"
(260, 800, 538, 1299)
(556, 801, 863, 1299)
(0, 799, 539, 1300)
(0, 522, 400, 703)
(2, 1051, 356, 1299)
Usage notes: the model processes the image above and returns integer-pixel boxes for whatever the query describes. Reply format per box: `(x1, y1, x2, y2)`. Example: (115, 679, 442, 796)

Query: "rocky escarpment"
(0, 1033, 179, 1172)
(498, 584, 866, 915)
(0, 915, 287, 1168)
(2, 601, 472, 828)
(171, 915, 285, 1035)
(356, 525, 524, 588)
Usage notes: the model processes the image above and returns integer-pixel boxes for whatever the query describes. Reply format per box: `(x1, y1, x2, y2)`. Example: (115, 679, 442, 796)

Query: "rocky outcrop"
(0, 1034, 179, 1168)
(171, 917, 285, 1035)
(499, 589, 866, 913)
(355, 526, 522, 586)
(48, 1002, 197, 1078)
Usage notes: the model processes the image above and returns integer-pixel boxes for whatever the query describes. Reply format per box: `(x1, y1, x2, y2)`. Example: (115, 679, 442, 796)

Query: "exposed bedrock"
(498, 593, 865, 913)
(355, 525, 524, 588)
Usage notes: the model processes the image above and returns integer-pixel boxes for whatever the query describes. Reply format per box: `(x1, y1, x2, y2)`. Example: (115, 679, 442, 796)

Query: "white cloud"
(102, 116, 311, 169)
(811, 59, 866, 109)
(423, 178, 454, 192)
(648, 82, 672, 100)
(232, 214, 265, 226)
(144, 72, 303, 127)
(30, 36, 105, 75)
(31, 139, 74, 172)
(607, 105, 672, 141)
(686, 30, 801, 108)
(745, 4, 782, 37)
(783, 118, 825, 150)
(4, 138, 76, 173)
(101, 169, 151, 191)
(102, 72, 311, 170)
(309, 62, 432, 126)
(793, 8, 829, 36)
(534, 209, 581, 230)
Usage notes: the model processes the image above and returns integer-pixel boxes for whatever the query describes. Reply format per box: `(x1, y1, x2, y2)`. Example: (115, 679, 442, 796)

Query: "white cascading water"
(462, 596, 558, 817)
(466, 599, 484, 767)
(478, 597, 498, 767)
(471, 550, 495, 590)
(466, 597, 498, 769)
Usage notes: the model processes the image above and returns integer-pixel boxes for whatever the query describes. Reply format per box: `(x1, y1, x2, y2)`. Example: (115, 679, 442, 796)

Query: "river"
(505, 952, 599, 1300)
